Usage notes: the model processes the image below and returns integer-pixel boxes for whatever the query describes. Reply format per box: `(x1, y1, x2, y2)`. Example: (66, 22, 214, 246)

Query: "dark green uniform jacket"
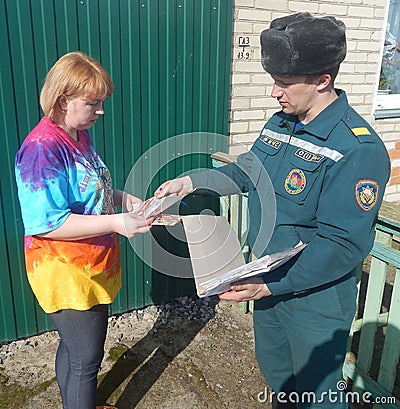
(190, 90, 390, 296)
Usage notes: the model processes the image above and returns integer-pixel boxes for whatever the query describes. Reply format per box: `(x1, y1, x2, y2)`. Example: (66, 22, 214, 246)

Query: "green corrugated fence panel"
(0, 0, 233, 342)
(1, 0, 51, 340)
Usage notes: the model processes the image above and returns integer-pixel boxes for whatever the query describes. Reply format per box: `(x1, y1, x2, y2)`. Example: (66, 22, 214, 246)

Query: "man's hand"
(218, 277, 272, 302)
(154, 176, 193, 198)
(123, 192, 143, 213)
(113, 189, 142, 212)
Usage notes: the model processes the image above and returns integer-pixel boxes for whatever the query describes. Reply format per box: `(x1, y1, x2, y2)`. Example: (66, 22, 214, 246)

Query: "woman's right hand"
(154, 176, 193, 198)
(38, 213, 154, 241)
(114, 213, 154, 238)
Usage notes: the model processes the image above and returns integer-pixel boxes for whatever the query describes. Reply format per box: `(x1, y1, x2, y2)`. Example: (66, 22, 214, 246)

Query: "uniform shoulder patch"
(351, 127, 371, 137)
(343, 112, 376, 143)
(355, 180, 379, 212)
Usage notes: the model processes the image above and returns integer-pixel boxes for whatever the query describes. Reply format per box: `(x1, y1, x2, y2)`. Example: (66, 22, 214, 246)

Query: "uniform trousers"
(253, 274, 357, 409)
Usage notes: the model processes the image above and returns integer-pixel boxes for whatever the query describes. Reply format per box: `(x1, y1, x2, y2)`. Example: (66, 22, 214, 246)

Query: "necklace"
(56, 121, 79, 141)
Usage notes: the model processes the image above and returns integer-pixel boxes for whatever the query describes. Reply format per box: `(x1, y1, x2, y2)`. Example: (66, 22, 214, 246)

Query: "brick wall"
(230, 0, 400, 203)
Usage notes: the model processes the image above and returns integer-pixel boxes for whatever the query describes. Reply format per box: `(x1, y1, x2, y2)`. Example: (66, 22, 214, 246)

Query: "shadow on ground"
(95, 298, 268, 409)
(97, 297, 219, 407)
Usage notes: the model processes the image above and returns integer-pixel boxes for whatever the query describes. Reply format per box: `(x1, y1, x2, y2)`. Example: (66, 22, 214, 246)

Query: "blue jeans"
(48, 304, 109, 409)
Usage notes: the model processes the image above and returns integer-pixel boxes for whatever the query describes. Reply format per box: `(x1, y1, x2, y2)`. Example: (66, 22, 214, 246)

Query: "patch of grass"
(204, 342, 217, 351)
(0, 377, 56, 409)
(106, 344, 129, 362)
(189, 365, 209, 391)
(97, 343, 145, 405)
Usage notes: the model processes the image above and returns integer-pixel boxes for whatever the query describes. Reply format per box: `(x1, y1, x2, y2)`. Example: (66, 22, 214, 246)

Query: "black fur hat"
(260, 12, 346, 76)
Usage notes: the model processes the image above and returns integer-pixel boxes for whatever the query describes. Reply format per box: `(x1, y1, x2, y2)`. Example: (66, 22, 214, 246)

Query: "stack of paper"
(197, 242, 307, 297)
(181, 214, 307, 298)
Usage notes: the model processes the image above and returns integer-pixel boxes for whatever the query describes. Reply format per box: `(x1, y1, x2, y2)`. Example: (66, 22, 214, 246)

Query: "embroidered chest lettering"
(294, 148, 324, 163)
(260, 136, 282, 149)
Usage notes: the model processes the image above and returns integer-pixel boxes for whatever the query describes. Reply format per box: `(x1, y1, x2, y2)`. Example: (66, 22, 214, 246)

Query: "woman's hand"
(113, 213, 154, 239)
(38, 212, 154, 241)
(154, 176, 193, 198)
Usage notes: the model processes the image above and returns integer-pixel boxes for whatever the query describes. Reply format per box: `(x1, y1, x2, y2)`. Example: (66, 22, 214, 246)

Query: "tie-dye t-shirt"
(15, 117, 121, 313)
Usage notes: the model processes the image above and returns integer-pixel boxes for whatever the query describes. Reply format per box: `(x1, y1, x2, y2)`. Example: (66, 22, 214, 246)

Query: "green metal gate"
(0, 0, 233, 342)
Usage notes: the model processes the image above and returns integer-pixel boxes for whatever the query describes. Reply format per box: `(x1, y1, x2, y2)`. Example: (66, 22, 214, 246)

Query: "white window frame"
(374, 0, 400, 119)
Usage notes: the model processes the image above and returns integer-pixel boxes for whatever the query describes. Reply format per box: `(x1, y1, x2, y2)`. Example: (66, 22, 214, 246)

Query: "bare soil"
(2, 249, 399, 409)
(0, 300, 271, 409)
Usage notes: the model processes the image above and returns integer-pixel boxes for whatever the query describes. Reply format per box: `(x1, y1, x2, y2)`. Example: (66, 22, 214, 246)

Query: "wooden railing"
(343, 202, 400, 408)
(211, 153, 250, 313)
(212, 152, 400, 405)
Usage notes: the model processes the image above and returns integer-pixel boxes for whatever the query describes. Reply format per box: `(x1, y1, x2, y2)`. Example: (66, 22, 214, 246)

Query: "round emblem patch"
(285, 169, 306, 195)
(355, 180, 379, 211)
